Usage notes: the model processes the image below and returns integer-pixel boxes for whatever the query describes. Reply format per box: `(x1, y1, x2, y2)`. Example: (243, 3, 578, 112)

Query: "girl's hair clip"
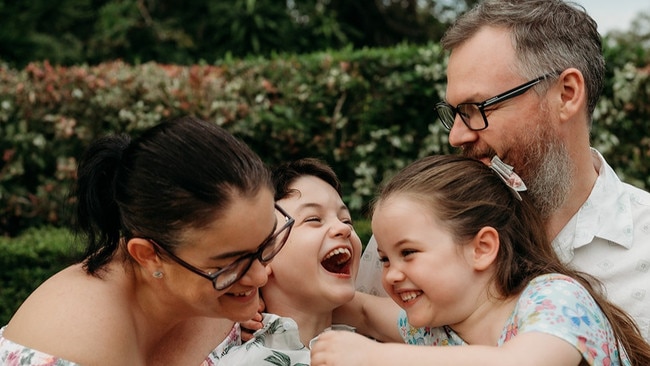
(490, 156, 527, 200)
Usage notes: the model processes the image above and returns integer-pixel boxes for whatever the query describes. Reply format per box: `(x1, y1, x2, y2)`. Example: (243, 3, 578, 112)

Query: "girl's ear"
(127, 238, 163, 273)
(469, 227, 499, 271)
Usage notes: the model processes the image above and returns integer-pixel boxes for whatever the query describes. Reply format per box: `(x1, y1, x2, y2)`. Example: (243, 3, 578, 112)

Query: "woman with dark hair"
(0, 116, 294, 365)
(154, 158, 362, 365)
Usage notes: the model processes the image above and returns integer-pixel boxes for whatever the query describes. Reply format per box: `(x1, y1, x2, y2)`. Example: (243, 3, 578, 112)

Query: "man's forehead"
(446, 27, 516, 73)
(445, 32, 519, 103)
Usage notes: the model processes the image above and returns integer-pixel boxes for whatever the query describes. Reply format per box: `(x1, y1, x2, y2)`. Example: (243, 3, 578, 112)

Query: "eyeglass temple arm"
(481, 78, 542, 107)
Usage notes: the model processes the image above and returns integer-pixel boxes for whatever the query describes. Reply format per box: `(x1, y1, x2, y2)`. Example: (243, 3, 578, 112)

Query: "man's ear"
(127, 238, 163, 272)
(555, 68, 586, 123)
(469, 227, 499, 271)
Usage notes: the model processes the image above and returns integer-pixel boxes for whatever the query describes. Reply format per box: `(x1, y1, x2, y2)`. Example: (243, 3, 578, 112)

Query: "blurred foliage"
(597, 15, 650, 188)
(0, 44, 452, 235)
(0, 226, 81, 325)
(354, 218, 372, 249)
(604, 10, 650, 67)
(1, 42, 649, 236)
(0, 0, 479, 67)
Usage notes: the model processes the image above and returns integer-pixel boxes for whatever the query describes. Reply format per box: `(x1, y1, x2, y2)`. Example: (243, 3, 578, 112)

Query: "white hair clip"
(490, 156, 527, 200)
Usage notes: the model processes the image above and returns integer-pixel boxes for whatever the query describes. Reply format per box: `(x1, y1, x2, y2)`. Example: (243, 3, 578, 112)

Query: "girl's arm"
(332, 291, 402, 342)
(311, 330, 583, 366)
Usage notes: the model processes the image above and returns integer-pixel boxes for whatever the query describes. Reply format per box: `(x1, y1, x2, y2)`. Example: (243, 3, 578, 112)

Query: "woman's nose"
(238, 258, 268, 288)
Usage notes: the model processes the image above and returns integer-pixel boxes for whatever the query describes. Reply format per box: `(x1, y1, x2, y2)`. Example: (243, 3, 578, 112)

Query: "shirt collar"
(552, 149, 634, 262)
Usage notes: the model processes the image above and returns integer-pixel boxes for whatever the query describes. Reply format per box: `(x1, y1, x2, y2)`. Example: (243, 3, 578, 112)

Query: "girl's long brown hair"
(375, 155, 650, 365)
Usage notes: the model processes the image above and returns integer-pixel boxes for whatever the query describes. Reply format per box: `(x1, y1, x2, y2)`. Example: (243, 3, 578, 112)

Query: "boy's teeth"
(324, 248, 351, 262)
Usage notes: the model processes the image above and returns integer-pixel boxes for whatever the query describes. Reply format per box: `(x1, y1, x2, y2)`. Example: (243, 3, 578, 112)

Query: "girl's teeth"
(400, 291, 420, 302)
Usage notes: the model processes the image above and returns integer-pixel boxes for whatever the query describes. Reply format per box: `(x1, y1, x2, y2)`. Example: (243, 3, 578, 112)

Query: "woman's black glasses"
(148, 204, 294, 290)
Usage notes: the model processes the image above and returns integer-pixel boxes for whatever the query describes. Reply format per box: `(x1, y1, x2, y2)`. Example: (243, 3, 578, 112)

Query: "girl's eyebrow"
(376, 237, 409, 253)
(389, 239, 410, 249)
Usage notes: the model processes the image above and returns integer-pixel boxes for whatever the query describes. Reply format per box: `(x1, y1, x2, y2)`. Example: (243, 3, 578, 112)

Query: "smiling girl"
(313, 155, 650, 366)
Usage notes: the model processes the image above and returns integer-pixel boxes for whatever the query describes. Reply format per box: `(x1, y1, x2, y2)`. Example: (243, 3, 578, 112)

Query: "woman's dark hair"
(374, 155, 650, 365)
(74, 116, 272, 275)
(272, 158, 341, 200)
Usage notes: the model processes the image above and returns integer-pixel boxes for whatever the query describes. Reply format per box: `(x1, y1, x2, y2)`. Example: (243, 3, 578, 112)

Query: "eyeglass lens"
(435, 103, 486, 131)
(436, 104, 455, 129)
(436, 72, 556, 131)
(212, 213, 293, 290)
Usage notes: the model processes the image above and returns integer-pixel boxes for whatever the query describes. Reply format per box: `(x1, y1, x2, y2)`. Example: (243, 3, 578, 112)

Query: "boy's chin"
(330, 286, 357, 304)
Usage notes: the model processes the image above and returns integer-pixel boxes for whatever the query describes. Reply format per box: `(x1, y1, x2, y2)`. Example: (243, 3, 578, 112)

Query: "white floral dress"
(0, 327, 80, 365)
(398, 273, 631, 365)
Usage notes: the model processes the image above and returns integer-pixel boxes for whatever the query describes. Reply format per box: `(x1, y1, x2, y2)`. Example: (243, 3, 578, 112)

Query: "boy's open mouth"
(321, 247, 352, 275)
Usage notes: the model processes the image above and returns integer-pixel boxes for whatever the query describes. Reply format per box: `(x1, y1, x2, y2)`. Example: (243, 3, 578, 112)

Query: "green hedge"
(0, 226, 80, 325)
(1, 42, 649, 236)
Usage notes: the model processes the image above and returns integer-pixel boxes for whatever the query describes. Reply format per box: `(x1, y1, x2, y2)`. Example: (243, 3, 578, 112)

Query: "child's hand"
(240, 296, 265, 341)
(310, 330, 377, 366)
(240, 313, 263, 341)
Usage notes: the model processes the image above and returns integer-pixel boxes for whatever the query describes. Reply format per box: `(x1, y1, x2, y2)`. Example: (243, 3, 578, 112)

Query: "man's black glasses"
(148, 204, 294, 290)
(435, 72, 557, 131)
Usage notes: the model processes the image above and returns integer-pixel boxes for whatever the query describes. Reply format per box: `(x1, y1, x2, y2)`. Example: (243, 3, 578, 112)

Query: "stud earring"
(153, 271, 164, 278)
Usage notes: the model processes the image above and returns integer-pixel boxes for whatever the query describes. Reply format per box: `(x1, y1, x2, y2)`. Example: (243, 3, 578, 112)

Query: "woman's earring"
(153, 271, 164, 278)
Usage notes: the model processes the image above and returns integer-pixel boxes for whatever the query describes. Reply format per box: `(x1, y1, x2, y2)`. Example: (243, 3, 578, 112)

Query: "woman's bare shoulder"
(4, 263, 140, 364)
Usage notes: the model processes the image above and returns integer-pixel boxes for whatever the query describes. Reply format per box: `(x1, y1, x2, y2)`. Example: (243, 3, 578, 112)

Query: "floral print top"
(201, 322, 242, 366)
(1, 324, 241, 366)
(398, 273, 631, 366)
(0, 326, 80, 366)
(206, 313, 355, 366)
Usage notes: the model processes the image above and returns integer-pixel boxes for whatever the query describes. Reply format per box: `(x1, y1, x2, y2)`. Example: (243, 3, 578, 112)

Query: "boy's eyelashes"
(300, 215, 354, 225)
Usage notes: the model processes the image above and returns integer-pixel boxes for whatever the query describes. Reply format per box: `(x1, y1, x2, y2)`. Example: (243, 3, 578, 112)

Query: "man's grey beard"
(458, 119, 573, 219)
(523, 135, 573, 220)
